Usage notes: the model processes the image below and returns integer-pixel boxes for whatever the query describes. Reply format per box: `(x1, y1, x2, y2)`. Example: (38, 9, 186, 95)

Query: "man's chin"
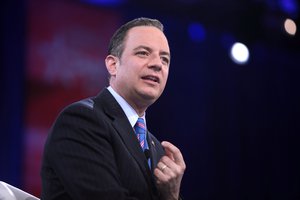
(139, 91, 161, 104)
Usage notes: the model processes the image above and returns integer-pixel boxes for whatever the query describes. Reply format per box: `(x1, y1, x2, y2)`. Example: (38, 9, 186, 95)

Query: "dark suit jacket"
(41, 88, 165, 200)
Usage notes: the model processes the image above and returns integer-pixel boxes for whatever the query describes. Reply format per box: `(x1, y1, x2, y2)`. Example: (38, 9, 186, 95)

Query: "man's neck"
(109, 85, 148, 116)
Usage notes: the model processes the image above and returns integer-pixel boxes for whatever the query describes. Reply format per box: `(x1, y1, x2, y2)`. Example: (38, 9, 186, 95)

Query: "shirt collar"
(107, 86, 146, 128)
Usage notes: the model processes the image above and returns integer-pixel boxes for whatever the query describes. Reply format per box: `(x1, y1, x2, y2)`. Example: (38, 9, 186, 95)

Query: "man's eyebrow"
(133, 45, 151, 52)
(133, 45, 171, 58)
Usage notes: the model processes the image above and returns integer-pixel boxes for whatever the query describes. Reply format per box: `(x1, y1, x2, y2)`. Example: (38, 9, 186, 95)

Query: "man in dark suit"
(41, 17, 186, 200)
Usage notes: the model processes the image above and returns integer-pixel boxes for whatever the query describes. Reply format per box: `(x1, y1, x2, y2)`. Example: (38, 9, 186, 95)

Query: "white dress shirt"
(107, 86, 147, 129)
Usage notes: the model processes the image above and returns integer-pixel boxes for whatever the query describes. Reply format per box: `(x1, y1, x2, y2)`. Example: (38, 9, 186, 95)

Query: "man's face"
(109, 26, 170, 110)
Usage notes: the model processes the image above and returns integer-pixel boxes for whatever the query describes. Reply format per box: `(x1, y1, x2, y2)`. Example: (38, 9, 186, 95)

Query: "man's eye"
(137, 51, 148, 56)
(161, 57, 170, 65)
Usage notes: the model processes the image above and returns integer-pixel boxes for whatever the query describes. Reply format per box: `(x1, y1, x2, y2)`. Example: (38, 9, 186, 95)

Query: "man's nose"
(148, 55, 162, 71)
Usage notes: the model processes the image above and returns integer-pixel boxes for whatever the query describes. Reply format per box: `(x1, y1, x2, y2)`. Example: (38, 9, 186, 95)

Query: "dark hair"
(108, 17, 164, 58)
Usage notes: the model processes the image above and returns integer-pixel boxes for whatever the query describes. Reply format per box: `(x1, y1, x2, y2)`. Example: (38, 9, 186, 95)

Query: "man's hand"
(154, 141, 186, 200)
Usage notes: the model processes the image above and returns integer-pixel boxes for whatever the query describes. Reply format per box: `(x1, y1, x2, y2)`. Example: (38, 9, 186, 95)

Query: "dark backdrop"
(1, 0, 300, 199)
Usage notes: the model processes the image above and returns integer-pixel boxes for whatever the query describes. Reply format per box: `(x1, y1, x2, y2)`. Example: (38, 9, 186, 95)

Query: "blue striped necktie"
(134, 118, 151, 168)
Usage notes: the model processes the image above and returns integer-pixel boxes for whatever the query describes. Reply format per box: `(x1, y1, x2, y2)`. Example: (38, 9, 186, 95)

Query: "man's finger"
(161, 141, 185, 166)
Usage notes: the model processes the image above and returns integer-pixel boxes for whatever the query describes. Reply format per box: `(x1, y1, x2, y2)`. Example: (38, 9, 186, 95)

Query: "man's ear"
(105, 55, 119, 76)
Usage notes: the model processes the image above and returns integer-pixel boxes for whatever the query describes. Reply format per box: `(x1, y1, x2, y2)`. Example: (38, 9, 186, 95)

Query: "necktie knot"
(134, 118, 148, 151)
(135, 118, 146, 135)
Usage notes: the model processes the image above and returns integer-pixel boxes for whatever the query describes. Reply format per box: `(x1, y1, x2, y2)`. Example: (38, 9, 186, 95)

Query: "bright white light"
(284, 18, 297, 36)
(230, 42, 250, 65)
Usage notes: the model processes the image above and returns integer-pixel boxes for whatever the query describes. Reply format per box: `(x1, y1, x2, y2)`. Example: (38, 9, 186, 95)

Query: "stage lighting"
(230, 42, 250, 65)
(284, 18, 297, 36)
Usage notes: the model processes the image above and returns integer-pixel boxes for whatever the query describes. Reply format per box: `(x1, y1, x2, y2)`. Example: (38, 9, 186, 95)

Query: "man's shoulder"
(72, 98, 95, 110)
(49, 90, 113, 135)
(63, 88, 111, 112)
(53, 88, 123, 127)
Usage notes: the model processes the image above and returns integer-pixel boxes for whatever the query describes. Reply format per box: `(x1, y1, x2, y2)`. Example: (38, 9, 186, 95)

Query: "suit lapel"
(147, 132, 157, 170)
(147, 132, 165, 172)
(96, 89, 153, 184)
(112, 117, 151, 174)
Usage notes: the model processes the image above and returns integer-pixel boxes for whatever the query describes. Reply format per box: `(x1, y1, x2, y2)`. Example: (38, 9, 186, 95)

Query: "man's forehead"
(126, 26, 167, 42)
(125, 28, 169, 50)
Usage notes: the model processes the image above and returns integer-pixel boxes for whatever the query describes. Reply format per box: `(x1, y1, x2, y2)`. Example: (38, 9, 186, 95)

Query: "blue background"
(1, 0, 300, 199)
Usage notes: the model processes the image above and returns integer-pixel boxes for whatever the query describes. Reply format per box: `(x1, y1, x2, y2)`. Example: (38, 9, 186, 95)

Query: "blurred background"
(1, 0, 300, 199)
